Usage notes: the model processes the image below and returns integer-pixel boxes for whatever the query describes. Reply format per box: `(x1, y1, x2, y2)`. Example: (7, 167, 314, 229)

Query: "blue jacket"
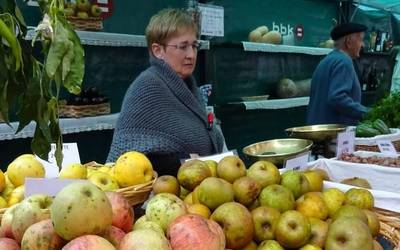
(306, 50, 367, 125)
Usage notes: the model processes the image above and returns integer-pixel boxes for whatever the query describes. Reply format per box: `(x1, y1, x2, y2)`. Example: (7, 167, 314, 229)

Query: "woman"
(107, 8, 225, 175)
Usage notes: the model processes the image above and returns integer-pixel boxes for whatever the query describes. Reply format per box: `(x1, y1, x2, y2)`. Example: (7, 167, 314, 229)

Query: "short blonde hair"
(145, 8, 198, 54)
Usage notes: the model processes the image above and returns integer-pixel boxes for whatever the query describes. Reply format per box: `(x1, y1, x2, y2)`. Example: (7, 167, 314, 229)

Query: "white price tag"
(284, 151, 310, 170)
(35, 143, 81, 178)
(25, 178, 89, 198)
(198, 3, 224, 37)
(336, 131, 355, 157)
(377, 140, 397, 156)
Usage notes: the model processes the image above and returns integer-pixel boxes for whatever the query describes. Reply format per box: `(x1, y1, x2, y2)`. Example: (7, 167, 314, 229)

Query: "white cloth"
(390, 51, 400, 93)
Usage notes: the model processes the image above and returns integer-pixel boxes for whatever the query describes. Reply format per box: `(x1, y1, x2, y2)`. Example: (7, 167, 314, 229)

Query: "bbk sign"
(272, 22, 304, 40)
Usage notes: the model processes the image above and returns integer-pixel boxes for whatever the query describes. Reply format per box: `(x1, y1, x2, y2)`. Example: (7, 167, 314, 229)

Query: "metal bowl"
(242, 138, 313, 166)
(285, 124, 347, 142)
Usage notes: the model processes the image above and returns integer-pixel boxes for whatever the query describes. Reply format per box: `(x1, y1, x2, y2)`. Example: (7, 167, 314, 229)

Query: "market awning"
(354, 0, 400, 14)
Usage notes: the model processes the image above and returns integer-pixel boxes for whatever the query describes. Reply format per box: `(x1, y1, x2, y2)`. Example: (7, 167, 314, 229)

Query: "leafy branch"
(0, 0, 84, 167)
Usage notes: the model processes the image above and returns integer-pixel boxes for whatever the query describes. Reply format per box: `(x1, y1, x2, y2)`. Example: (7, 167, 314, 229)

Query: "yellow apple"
(303, 170, 323, 192)
(8, 185, 25, 206)
(88, 172, 119, 191)
(59, 163, 87, 179)
(296, 192, 328, 220)
(1, 173, 14, 202)
(187, 203, 211, 218)
(204, 160, 218, 177)
(7, 154, 45, 187)
(322, 188, 346, 218)
(114, 151, 154, 187)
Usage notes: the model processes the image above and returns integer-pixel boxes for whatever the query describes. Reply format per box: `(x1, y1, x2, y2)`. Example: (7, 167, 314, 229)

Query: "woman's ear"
(151, 43, 164, 59)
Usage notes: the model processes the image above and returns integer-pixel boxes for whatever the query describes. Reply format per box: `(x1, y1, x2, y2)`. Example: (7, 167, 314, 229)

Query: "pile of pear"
(151, 155, 382, 250)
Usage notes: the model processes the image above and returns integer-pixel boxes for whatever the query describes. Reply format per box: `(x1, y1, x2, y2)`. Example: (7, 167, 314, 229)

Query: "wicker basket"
(374, 208, 400, 249)
(59, 102, 110, 118)
(356, 140, 400, 153)
(115, 171, 157, 206)
(67, 16, 103, 31)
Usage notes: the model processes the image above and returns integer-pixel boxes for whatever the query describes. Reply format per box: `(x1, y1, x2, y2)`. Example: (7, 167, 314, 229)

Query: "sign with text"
(284, 151, 310, 170)
(25, 178, 89, 198)
(377, 140, 397, 156)
(198, 3, 224, 37)
(36, 143, 81, 178)
(336, 131, 355, 157)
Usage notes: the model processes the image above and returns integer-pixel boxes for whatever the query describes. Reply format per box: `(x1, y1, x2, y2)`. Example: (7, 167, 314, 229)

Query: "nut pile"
(338, 153, 400, 168)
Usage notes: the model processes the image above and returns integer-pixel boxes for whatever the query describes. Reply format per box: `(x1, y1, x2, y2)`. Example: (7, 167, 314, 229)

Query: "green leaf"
(45, 21, 69, 78)
(31, 125, 51, 160)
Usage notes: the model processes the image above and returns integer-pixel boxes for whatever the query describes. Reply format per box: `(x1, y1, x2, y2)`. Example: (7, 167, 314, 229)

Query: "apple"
(59, 163, 87, 179)
(196, 177, 234, 210)
(280, 170, 310, 199)
(204, 160, 218, 177)
(11, 194, 53, 243)
(217, 155, 246, 183)
(183, 192, 194, 205)
(88, 172, 119, 191)
(0, 238, 20, 250)
(363, 209, 380, 237)
(7, 185, 24, 207)
(257, 240, 284, 250)
(296, 192, 329, 220)
(101, 226, 126, 248)
(247, 198, 260, 210)
(275, 210, 311, 249)
(64, 7, 75, 17)
(51, 182, 113, 240)
(303, 170, 323, 192)
(133, 216, 164, 235)
(187, 203, 211, 218)
(179, 186, 190, 200)
(113, 151, 154, 188)
(251, 205, 281, 242)
(21, 219, 65, 250)
(299, 244, 322, 250)
(258, 184, 295, 213)
(241, 240, 257, 250)
(341, 177, 371, 189)
(76, 11, 89, 19)
(1, 203, 19, 239)
(7, 154, 45, 187)
(233, 176, 261, 206)
(76, 0, 90, 12)
(153, 175, 180, 196)
(345, 188, 374, 209)
(210, 202, 254, 249)
(325, 217, 373, 250)
(177, 160, 211, 191)
(247, 160, 281, 188)
(145, 193, 187, 232)
(322, 188, 346, 218)
(308, 217, 328, 248)
(332, 205, 368, 224)
(119, 228, 171, 250)
(90, 4, 102, 17)
(105, 192, 134, 232)
(62, 235, 115, 250)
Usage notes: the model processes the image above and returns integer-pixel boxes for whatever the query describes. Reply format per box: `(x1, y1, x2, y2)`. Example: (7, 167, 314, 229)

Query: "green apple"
(322, 188, 346, 218)
(275, 210, 311, 249)
(88, 171, 119, 191)
(196, 177, 234, 210)
(281, 170, 310, 199)
(257, 240, 284, 250)
(363, 209, 380, 237)
(217, 155, 246, 183)
(233, 176, 261, 206)
(308, 217, 328, 248)
(247, 160, 281, 188)
(251, 206, 281, 242)
(325, 217, 373, 250)
(210, 202, 254, 249)
(90, 4, 102, 17)
(345, 188, 374, 210)
(133, 216, 164, 235)
(76, 0, 90, 12)
(332, 205, 368, 224)
(76, 11, 89, 19)
(258, 184, 295, 213)
(204, 160, 218, 177)
(177, 159, 211, 191)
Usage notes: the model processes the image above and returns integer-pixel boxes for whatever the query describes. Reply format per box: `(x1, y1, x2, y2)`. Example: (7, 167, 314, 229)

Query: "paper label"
(36, 143, 81, 178)
(198, 3, 224, 37)
(377, 140, 397, 156)
(336, 131, 355, 157)
(25, 178, 89, 198)
(284, 151, 310, 170)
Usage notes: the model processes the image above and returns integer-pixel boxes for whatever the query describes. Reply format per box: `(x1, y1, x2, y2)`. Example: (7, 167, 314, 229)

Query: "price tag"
(198, 3, 224, 37)
(284, 151, 310, 170)
(336, 131, 355, 157)
(377, 140, 397, 156)
(36, 143, 81, 178)
(25, 178, 89, 198)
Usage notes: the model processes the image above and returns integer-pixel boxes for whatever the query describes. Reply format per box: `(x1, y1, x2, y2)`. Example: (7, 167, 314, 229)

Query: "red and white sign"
(295, 24, 304, 40)
(91, 0, 113, 19)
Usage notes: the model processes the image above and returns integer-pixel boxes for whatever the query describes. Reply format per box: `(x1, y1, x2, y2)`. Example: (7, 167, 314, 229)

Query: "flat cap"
(330, 22, 367, 40)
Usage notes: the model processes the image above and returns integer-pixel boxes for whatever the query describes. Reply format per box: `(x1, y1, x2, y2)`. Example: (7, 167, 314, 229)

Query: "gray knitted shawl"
(107, 56, 224, 163)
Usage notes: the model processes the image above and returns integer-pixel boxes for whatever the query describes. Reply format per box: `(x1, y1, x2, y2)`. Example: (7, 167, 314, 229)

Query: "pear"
(340, 177, 371, 189)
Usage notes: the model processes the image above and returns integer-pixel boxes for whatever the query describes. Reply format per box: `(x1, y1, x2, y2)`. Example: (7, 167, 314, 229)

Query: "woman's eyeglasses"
(163, 42, 201, 52)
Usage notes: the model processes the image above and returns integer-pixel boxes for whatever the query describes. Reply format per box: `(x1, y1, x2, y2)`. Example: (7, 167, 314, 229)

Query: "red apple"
(62, 235, 115, 250)
(21, 219, 65, 250)
(102, 226, 126, 248)
(0, 204, 19, 239)
(105, 192, 134, 232)
(0, 237, 20, 250)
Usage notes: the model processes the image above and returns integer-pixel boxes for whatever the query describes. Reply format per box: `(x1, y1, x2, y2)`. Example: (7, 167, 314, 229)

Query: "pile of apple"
(0, 151, 154, 209)
(136, 155, 382, 250)
(64, 0, 102, 19)
(0, 181, 135, 249)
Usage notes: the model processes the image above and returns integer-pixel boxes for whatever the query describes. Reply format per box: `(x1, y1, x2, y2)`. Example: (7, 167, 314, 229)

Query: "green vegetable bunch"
(364, 92, 400, 128)
(0, 0, 84, 167)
